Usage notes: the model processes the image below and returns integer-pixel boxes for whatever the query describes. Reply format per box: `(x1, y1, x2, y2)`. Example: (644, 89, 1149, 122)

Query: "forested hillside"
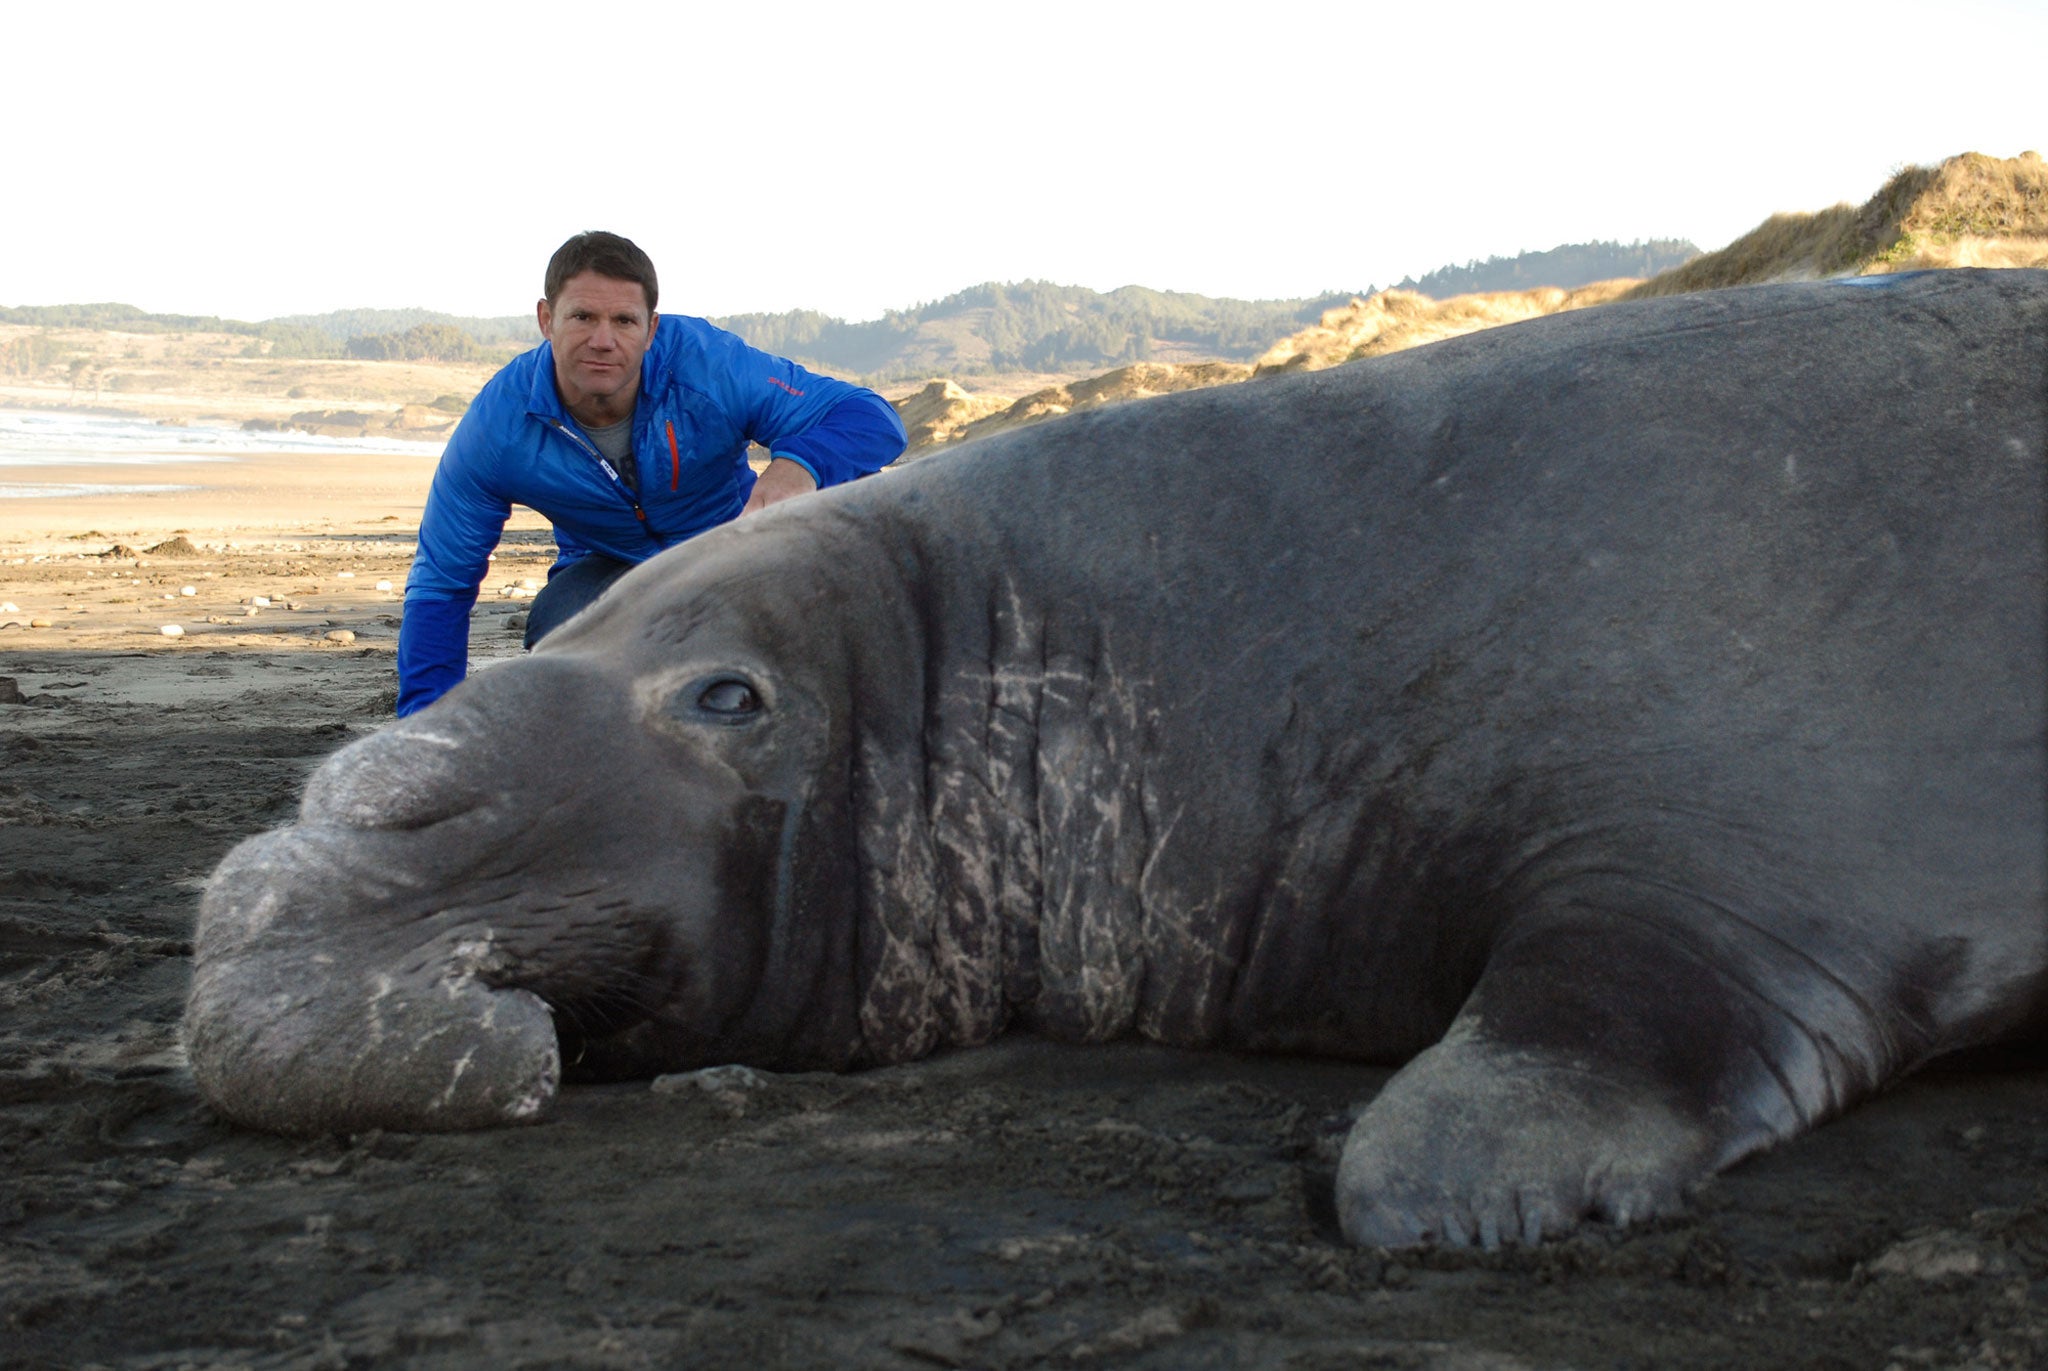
(710, 282, 1357, 379)
(1393, 240, 1699, 298)
(0, 303, 525, 364)
(2, 240, 1702, 383)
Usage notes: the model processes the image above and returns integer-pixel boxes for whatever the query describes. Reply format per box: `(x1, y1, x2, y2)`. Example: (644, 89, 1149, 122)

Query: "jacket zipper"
(666, 421, 680, 492)
(551, 419, 657, 533)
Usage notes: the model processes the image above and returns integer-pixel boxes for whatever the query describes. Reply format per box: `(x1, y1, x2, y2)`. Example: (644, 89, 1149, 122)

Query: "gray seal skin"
(185, 269, 2048, 1250)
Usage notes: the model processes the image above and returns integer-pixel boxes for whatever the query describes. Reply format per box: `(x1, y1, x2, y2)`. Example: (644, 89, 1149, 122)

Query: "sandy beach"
(0, 449, 550, 659)
(0, 451, 450, 544)
(6, 444, 2048, 1369)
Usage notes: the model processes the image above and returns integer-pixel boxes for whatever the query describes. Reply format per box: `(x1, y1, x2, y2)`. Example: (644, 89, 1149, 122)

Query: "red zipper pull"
(666, 421, 680, 492)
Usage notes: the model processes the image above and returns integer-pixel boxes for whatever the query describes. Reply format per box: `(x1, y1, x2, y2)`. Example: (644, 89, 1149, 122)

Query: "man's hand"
(741, 458, 818, 516)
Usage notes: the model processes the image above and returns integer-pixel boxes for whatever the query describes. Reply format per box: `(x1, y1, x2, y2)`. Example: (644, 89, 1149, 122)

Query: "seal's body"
(188, 271, 2048, 1248)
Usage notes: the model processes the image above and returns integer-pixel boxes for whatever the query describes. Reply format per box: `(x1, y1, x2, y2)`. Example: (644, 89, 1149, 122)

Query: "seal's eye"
(696, 678, 761, 717)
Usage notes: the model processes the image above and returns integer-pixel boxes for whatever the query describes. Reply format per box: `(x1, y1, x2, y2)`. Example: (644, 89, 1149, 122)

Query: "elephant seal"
(186, 270, 2048, 1249)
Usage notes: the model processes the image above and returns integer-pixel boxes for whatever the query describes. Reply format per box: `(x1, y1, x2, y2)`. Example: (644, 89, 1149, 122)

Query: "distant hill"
(0, 302, 253, 334)
(709, 282, 1356, 380)
(264, 307, 541, 348)
(0, 302, 529, 364)
(0, 240, 1713, 384)
(1393, 240, 1700, 297)
(711, 251, 1704, 380)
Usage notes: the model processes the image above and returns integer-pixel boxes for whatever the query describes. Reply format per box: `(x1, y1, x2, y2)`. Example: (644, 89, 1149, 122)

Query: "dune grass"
(1628, 150, 2048, 298)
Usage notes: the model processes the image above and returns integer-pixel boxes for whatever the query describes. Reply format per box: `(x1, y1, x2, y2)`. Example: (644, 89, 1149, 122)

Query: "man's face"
(538, 272, 657, 419)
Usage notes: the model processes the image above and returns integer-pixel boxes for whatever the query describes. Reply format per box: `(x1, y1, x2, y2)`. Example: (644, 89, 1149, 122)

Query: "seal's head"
(184, 514, 890, 1133)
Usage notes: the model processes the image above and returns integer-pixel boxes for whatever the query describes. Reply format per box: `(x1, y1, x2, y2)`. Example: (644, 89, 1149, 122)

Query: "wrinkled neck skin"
(688, 502, 1201, 1069)
(816, 505, 1464, 1070)
(844, 550, 1162, 1062)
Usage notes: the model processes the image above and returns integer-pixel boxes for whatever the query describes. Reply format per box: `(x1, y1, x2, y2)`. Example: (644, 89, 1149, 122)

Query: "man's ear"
(536, 298, 554, 342)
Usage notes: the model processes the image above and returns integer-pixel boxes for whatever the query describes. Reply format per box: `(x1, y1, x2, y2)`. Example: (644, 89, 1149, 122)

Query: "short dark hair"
(544, 231, 658, 312)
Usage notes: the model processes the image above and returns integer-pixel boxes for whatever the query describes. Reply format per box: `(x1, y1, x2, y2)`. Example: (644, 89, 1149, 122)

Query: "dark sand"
(5, 469, 2048, 1370)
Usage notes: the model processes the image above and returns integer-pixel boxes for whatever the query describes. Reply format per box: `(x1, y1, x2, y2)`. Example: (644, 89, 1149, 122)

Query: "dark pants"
(524, 554, 635, 649)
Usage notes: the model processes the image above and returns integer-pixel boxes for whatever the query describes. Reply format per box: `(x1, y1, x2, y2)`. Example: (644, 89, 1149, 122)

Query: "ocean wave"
(0, 410, 446, 467)
(0, 482, 198, 499)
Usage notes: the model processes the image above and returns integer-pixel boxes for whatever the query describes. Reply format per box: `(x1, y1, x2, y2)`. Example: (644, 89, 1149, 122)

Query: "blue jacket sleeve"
(771, 389, 907, 487)
(399, 401, 514, 714)
(396, 596, 476, 716)
(713, 335, 905, 485)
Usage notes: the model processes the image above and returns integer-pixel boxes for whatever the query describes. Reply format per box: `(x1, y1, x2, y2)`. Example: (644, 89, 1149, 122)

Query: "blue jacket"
(398, 314, 905, 715)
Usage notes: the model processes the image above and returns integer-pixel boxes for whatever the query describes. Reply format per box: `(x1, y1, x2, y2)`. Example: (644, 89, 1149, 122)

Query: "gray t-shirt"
(586, 417, 635, 491)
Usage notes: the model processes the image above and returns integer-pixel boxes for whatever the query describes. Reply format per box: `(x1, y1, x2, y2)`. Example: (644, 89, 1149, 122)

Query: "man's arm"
(396, 596, 478, 716)
(728, 341, 906, 496)
(742, 385, 906, 514)
(397, 418, 513, 717)
(763, 388, 907, 488)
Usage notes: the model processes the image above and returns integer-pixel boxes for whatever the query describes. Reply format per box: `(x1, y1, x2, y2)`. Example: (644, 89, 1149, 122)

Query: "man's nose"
(590, 322, 616, 349)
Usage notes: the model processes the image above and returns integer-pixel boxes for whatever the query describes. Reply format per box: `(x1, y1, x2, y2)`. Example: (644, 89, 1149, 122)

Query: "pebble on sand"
(1862, 1230, 2005, 1282)
(159, 625, 184, 637)
(650, 1064, 769, 1118)
(0, 602, 16, 614)
(29, 619, 52, 629)
(325, 630, 357, 644)
(375, 580, 393, 591)
(337, 571, 356, 579)
(651, 1064, 769, 1095)
(181, 586, 197, 596)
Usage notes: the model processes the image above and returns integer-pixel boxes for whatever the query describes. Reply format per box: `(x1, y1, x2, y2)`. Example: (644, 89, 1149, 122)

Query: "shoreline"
(0, 448, 551, 546)
(0, 451, 437, 548)
(0, 447, 553, 654)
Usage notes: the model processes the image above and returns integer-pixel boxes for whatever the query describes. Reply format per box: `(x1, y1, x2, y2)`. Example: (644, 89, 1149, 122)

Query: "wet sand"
(4, 453, 2048, 1369)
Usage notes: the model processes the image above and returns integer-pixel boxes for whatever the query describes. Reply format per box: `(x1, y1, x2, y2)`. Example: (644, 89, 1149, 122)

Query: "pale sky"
(8, 0, 2044, 324)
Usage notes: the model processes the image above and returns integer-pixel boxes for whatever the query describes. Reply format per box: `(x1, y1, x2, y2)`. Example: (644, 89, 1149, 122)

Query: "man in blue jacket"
(397, 231, 907, 716)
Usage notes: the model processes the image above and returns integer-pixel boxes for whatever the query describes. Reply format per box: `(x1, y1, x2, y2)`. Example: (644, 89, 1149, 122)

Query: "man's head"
(544, 231, 657, 313)
(538, 231, 660, 427)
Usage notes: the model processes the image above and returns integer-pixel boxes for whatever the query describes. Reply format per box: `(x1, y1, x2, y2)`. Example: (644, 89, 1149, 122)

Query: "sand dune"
(896, 151, 2048, 456)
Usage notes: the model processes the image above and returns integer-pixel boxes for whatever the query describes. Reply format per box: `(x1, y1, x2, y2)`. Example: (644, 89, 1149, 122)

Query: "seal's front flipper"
(1336, 1029, 1715, 1248)
(1335, 909, 1869, 1248)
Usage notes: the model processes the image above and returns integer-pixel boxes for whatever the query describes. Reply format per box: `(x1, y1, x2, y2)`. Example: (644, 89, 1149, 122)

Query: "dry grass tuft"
(952, 361, 1256, 448)
(891, 380, 1014, 452)
(894, 362, 1257, 456)
(1628, 150, 2048, 297)
(1251, 282, 1638, 376)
